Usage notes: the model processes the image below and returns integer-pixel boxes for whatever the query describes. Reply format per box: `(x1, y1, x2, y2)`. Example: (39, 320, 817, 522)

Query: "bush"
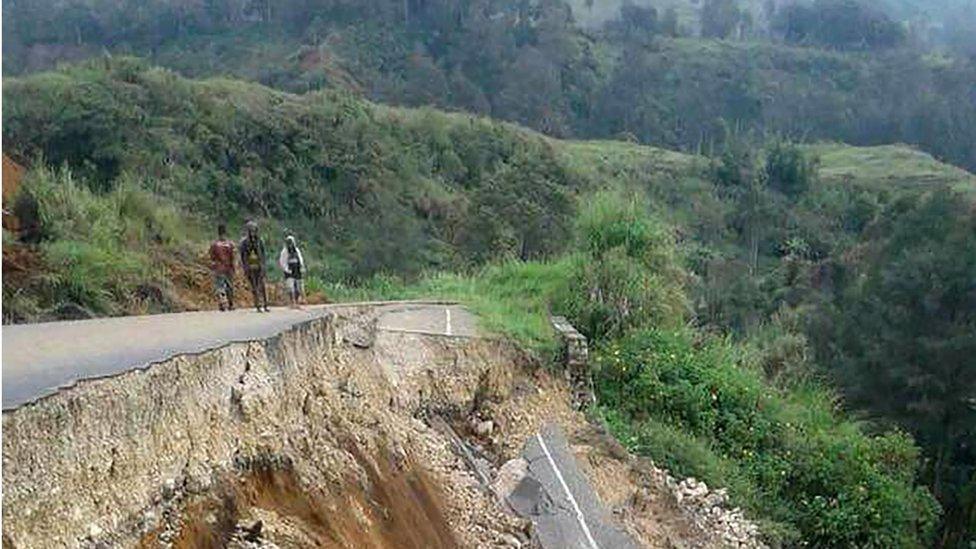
(594, 328, 939, 546)
(764, 140, 818, 200)
(557, 191, 687, 341)
(598, 410, 793, 540)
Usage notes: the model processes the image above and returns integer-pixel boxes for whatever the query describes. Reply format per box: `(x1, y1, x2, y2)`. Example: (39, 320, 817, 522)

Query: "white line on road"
(534, 433, 600, 549)
(445, 307, 453, 336)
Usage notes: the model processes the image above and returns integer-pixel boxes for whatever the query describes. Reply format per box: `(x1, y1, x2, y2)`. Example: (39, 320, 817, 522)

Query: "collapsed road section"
(510, 424, 639, 549)
(1, 302, 468, 410)
(2, 303, 764, 548)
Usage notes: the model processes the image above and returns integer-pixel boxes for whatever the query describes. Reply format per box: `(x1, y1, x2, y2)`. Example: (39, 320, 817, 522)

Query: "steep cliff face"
(2, 308, 527, 547)
(2, 306, 765, 548)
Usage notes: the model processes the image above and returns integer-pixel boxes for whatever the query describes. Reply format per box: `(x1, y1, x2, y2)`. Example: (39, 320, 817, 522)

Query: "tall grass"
(4, 166, 199, 320)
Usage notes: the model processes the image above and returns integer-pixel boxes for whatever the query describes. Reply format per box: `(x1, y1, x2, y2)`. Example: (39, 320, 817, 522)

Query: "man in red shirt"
(209, 223, 236, 311)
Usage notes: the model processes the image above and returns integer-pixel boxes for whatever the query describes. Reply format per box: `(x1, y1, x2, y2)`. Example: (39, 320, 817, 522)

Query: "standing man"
(240, 220, 270, 312)
(209, 223, 236, 311)
(278, 235, 305, 309)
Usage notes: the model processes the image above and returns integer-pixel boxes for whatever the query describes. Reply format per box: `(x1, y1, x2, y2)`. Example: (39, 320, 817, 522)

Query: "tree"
(495, 47, 569, 136)
(774, 0, 907, 50)
(400, 51, 450, 107)
(701, 0, 743, 39)
(815, 189, 976, 546)
(604, 2, 659, 43)
(764, 140, 817, 200)
(711, 135, 778, 275)
(660, 6, 679, 37)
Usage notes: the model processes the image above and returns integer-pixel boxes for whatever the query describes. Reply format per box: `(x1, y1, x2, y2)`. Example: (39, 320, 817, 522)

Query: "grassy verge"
(321, 258, 573, 353)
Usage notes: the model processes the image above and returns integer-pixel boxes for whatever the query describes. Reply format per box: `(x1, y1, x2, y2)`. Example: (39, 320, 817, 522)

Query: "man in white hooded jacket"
(278, 235, 305, 308)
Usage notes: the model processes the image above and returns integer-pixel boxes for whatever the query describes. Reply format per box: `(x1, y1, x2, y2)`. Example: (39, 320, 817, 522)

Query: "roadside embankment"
(2, 305, 765, 548)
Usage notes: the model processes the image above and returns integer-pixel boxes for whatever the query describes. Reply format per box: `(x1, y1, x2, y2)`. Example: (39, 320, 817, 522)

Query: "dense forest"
(4, 0, 976, 172)
(2, 0, 975, 546)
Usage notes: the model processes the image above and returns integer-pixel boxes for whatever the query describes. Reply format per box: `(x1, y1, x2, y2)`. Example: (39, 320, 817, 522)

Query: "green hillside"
(4, 0, 975, 544)
(810, 143, 976, 193)
(3, 59, 974, 546)
(5, 57, 973, 321)
(4, 0, 975, 174)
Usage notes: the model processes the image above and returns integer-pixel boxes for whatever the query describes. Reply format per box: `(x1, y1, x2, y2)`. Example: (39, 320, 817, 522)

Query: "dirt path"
(2, 301, 474, 410)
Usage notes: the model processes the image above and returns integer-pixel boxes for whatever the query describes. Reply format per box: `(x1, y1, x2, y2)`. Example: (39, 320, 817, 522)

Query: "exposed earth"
(2, 303, 765, 548)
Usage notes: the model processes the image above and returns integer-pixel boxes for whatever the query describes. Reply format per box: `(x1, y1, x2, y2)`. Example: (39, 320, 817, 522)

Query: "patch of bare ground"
(146, 447, 457, 549)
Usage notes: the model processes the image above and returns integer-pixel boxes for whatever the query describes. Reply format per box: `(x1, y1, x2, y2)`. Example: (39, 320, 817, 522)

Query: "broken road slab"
(510, 423, 639, 549)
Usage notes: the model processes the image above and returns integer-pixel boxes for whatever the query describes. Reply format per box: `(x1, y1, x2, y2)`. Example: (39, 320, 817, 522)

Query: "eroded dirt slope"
(2, 306, 763, 548)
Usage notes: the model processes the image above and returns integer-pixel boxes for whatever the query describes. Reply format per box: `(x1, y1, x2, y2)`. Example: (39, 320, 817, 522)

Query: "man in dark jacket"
(239, 220, 270, 312)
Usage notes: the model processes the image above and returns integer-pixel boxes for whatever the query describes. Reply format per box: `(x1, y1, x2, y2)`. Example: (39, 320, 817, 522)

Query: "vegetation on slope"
(4, 0, 976, 173)
(808, 190, 976, 547)
(349, 193, 943, 545)
(597, 329, 938, 546)
(3, 59, 974, 545)
(2, 164, 203, 320)
(3, 58, 579, 287)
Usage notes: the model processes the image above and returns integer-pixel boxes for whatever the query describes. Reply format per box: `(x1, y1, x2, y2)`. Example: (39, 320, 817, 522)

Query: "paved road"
(377, 303, 476, 336)
(509, 423, 639, 549)
(2, 301, 474, 410)
(3, 305, 638, 547)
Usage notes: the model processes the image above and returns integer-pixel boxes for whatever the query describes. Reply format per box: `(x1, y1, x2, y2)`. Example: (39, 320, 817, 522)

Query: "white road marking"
(534, 433, 601, 549)
(445, 307, 453, 336)
(377, 327, 461, 337)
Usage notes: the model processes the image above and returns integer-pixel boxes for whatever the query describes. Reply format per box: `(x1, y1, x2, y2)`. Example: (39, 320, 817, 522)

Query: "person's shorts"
(212, 273, 232, 295)
(284, 277, 303, 295)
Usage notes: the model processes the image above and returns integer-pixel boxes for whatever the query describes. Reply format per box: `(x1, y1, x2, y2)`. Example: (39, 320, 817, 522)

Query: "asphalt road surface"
(2, 301, 474, 410)
(510, 423, 639, 549)
(3, 304, 638, 548)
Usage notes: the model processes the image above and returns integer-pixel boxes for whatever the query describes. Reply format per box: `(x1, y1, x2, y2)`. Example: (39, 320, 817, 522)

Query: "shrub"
(557, 191, 687, 341)
(764, 141, 818, 200)
(598, 410, 794, 541)
(594, 328, 940, 546)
